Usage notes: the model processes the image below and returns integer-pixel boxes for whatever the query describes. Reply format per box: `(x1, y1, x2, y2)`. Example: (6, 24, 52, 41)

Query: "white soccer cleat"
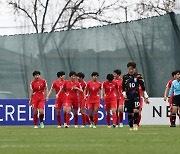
(64, 123, 67, 127)
(93, 125, 96, 129)
(89, 123, 93, 128)
(57, 125, 62, 128)
(119, 123, 124, 128)
(107, 125, 111, 128)
(65, 125, 69, 128)
(133, 125, 138, 131)
(129, 128, 133, 131)
(80, 125, 85, 128)
(74, 125, 78, 128)
(40, 122, 45, 128)
(34, 125, 38, 129)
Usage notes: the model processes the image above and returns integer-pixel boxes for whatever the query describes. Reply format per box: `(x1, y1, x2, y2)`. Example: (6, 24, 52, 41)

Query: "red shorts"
(118, 97, 125, 106)
(31, 94, 45, 109)
(88, 103, 100, 110)
(88, 97, 100, 104)
(79, 99, 87, 109)
(55, 97, 64, 110)
(63, 97, 79, 110)
(104, 102, 117, 110)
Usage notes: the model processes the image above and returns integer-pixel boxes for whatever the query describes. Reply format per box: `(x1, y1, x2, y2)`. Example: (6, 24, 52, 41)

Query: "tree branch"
(50, 0, 72, 33)
(41, 0, 50, 33)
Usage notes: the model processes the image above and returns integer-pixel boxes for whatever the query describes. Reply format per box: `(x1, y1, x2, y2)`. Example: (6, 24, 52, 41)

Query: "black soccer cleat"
(170, 125, 176, 127)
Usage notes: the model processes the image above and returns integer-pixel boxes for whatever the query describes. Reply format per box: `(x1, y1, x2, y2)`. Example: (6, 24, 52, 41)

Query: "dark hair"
(91, 72, 99, 77)
(127, 62, 136, 68)
(174, 70, 180, 75)
(77, 72, 85, 79)
(57, 71, 65, 78)
(69, 71, 76, 77)
(172, 71, 176, 77)
(32, 71, 41, 76)
(106, 74, 114, 81)
(114, 69, 121, 75)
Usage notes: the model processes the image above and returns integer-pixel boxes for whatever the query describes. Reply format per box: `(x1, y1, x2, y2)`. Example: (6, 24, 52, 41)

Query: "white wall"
(141, 98, 178, 125)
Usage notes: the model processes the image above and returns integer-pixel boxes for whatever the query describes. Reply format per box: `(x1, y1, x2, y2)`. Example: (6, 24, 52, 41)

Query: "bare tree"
(7, 0, 123, 33)
(135, 0, 175, 18)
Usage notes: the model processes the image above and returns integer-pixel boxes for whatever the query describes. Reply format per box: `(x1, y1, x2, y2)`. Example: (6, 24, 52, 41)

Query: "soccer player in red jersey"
(29, 71, 48, 128)
(46, 71, 66, 128)
(77, 72, 91, 128)
(84, 72, 101, 128)
(56, 71, 83, 128)
(113, 69, 124, 128)
(164, 71, 176, 126)
(101, 74, 119, 128)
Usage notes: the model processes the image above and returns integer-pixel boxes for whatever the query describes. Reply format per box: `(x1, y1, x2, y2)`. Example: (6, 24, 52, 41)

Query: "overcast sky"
(0, 0, 179, 36)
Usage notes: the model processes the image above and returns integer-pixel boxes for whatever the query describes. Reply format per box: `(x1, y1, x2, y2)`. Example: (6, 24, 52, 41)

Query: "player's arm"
(46, 85, 53, 102)
(74, 85, 83, 93)
(116, 83, 120, 100)
(163, 87, 169, 102)
(29, 88, 33, 106)
(137, 74, 149, 104)
(122, 75, 127, 98)
(44, 84, 49, 102)
(101, 83, 105, 100)
(84, 88, 88, 100)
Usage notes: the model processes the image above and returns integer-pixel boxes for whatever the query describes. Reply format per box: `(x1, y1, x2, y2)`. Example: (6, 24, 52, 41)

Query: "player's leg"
(55, 98, 62, 128)
(80, 100, 87, 127)
(116, 100, 119, 125)
(38, 98, 45, 128)
(111, 101, 117, 128)
(171, 95, 179, 127)
(105, 103, 111, 127)
(118, 99, 124, 128)
(31, 96, 38, 128)
(32, 108, 38, 128)
(39, 108, 45, 128)
(93, 106, 99, 128)
(124, 99, 133, 130)
(64, 106, 71, 128)
(73, 102, 79, 128)
(88, 103, 94, 124)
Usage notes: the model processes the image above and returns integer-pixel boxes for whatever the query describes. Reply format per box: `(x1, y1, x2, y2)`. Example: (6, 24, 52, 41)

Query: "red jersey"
(113, 78, 123, 99)
(63, 80, 81, 99)
(85, 80, 101, 100)
(78, 80, 87, 101)
(102, 80, 118, 101)
(51, 79, 66, 98)
(166, 79, 174, 102)
(30, 78, 47, 95)
(166, 79, 173, 88)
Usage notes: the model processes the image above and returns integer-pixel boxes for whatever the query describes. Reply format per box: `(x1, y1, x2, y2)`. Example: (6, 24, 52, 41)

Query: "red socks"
(39, 114, 44, 123)
(82, 114, 86, 126)
(94, 114, 98, 126)
(74, 114, 78, 125)
(112, 113, 117, 125)
(106, 114, 111, 126)
(66, 114, 70, 125)
(56, 115, 61, 126)
(33, 114, 38, 125)
(119, 113, 123, 123)
(86, 114, 91, 124)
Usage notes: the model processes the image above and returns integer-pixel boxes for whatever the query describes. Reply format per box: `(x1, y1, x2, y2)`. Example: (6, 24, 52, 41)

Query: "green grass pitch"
(0, 125, 179, 154)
